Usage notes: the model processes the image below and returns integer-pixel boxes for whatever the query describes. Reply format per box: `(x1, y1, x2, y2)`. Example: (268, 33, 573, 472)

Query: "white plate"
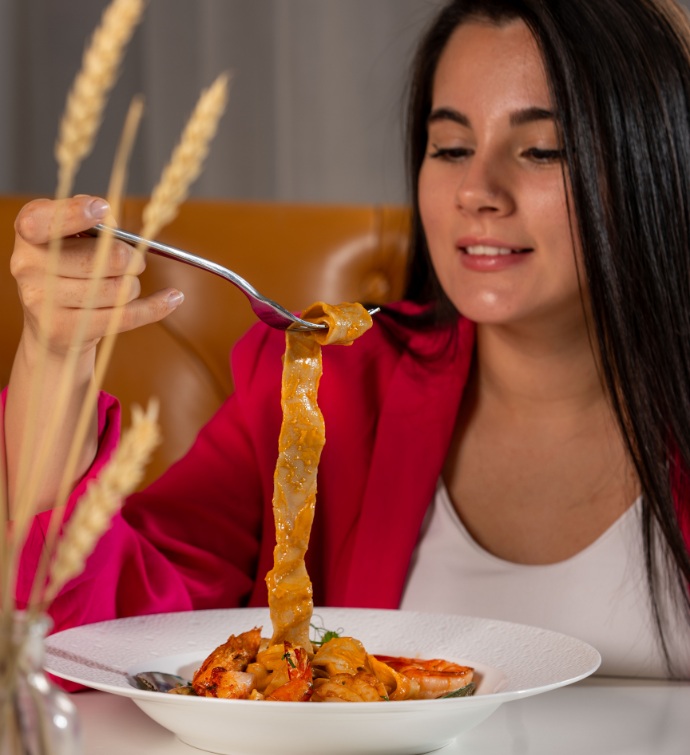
(45, 607, 600, 755)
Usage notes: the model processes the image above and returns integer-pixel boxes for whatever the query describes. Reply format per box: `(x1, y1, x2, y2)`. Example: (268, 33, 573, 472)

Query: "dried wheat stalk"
(28, 72, 229, 609)
(20, 98, 144, 535)
(31, 72, 228, 608)
(140, 72, 230, 239)
(43, 401, 160, 607)
(23, 99, 146, 612)
(87, 72, 230, 426)
(4, 0, 228, 620)
(13, 0, 146, 539)
(55, 0, 146, 197)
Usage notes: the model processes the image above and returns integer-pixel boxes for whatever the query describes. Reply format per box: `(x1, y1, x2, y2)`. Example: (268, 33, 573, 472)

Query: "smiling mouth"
(462, 245, 534, 256)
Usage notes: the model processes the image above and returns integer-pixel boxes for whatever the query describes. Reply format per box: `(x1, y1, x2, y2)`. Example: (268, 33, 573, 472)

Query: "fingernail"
(167, 291, 185, 308)
(86, 198, 110, 220)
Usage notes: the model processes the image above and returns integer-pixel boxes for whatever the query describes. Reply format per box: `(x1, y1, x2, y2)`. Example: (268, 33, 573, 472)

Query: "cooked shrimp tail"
(265, 643, 313, 701)
(373, 655, 475, 700)
(191, 627, 262, 698)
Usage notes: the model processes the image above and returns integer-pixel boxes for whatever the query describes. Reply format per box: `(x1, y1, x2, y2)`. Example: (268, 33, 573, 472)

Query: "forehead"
(432, 19, 553, 115)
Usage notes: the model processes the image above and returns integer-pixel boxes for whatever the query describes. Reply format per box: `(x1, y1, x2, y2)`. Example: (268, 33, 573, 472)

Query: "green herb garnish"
(442, 682, 476, 699)
(282, 651, 297, 669)
(310, 622, 343, 646)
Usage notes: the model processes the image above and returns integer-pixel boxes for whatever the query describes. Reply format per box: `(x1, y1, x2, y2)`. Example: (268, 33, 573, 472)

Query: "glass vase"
(0, 611, 81, 755)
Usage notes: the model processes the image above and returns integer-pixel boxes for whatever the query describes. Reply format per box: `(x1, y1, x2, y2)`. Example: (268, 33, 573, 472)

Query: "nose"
(454, 155, 513, 216)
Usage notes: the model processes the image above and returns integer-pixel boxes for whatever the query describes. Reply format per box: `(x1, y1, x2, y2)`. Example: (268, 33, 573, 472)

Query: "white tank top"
(400, 480, 690, 679)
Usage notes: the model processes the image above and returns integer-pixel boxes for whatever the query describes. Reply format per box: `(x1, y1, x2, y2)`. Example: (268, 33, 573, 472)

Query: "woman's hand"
(11, 195, 184, 359)
(5, 195, 184, 512)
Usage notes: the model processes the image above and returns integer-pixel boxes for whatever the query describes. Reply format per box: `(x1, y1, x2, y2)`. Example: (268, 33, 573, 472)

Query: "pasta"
(175, 303, 475, 702)
(266, 301, 373, 651)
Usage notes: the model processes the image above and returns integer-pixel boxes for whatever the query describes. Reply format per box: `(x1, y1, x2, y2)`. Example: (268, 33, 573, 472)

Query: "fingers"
(110, 288, 186, 334)
(21, 273, 142, 311)
(15, 195, 111, 244)
(51, 288, 185, 343)
(10, 195, 185, 358)
(56, 236, 146, 278)
(12, 233, 145, 277)
(12, 194, 143, 281)
(26, 287, 185, 356)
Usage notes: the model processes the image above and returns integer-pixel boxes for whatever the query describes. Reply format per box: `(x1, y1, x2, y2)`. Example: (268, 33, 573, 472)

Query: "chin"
(453, 298, 523, 326)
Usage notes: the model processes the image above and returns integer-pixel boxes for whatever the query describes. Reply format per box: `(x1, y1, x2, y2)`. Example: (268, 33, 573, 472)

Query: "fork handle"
(85, 224, 330, 332)
(87, 224, 263, 297)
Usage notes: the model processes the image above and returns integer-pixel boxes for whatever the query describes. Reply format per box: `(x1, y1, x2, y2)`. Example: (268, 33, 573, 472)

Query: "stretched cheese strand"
(266, 302, 372, 650)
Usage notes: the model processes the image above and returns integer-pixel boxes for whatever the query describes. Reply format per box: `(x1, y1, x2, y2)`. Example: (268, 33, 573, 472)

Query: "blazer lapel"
(342, 318, 475, 607)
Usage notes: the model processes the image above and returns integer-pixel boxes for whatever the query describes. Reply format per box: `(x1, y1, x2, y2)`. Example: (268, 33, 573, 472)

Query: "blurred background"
(0, 0, 689, 205)
(0, 0, 443, 204)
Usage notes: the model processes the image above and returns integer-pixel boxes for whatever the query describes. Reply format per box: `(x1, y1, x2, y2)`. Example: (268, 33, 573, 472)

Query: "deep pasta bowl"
(45, 607, 600, 755)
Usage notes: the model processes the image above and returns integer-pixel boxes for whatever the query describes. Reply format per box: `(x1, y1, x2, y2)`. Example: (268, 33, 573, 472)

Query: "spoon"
(128, 670, 190, 693)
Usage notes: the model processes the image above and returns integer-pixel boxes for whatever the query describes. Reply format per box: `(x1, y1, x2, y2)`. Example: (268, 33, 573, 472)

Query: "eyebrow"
(509, 107, 555, 127)
(427, 106, 556, 128)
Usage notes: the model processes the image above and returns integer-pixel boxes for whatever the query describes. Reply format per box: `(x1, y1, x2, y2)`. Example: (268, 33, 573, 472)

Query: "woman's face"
(419, 19, 583, 330)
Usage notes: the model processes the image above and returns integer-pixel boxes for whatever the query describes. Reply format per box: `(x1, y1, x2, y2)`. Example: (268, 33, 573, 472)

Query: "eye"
(428, 144, 473, 162)
(521, 147, 565, 163)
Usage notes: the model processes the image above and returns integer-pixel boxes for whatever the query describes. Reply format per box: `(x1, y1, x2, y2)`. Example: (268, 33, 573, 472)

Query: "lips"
(462, 244, 533, 256)
(454, 238, 534, 272)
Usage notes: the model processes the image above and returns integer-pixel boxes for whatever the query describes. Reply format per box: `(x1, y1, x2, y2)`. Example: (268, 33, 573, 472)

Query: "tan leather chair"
(0, 195, 410, 487)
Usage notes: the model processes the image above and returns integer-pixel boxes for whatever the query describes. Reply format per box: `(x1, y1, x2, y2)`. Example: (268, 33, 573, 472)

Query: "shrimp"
(265, 643, 313, 701)
(373, 655, 474, 700)
(192, 627, 262, 698)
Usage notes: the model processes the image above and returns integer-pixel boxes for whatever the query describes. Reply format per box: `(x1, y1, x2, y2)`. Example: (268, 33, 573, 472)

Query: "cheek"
(537, 174, 572, 225)
(527, 178, 578, 253)
(418, 162, 449, 240)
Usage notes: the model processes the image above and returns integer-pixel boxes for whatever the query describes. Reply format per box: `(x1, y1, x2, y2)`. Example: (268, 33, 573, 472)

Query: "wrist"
(18, 328, 97, 380)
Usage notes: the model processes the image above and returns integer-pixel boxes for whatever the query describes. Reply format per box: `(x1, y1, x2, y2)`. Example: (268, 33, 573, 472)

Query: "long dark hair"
(403, 0, 690, 674)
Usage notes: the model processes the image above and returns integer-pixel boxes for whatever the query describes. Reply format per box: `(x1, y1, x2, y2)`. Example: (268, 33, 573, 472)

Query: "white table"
(73, 676, 690, 754)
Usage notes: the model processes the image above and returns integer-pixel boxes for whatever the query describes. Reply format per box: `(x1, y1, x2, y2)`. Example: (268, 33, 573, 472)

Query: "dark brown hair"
(402, 0, 690, 674)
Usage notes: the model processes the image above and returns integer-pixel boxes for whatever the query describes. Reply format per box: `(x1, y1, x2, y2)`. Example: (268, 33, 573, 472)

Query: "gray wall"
(0, 0, 441, 204)
(1, 0, 689, 204)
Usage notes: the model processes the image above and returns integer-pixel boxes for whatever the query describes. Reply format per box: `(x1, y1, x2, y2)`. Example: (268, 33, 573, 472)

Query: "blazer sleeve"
(15, 324, 285, 635)
(14, 391, 122, 623)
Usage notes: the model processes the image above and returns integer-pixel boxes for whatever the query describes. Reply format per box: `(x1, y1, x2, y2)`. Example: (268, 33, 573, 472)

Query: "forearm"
(5, 331, 98, 515)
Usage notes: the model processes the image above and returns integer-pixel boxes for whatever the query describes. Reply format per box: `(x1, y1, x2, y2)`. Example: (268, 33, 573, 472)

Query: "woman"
(398, 0, 690, 678)
(8, 0, 690, 678)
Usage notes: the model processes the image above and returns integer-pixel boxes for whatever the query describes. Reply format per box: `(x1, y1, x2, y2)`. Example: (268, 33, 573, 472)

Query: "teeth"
(464, 245, 514, 256)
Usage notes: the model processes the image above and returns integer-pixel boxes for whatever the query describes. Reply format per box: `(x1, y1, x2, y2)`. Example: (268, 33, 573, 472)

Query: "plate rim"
(45, 606, 601, 707)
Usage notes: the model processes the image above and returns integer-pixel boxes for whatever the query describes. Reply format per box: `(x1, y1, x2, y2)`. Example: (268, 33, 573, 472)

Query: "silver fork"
(87, 224, 379, 332)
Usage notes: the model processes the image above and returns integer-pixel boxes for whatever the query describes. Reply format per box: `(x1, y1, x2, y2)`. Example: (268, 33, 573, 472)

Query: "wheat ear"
(30, 72, 228, 592)
(42, 401, 160, 607)
(55, 0, 146, 197)
(23, 99, 145, 614)
(140, 72, 230, 239)
(84, 72, 230, 438)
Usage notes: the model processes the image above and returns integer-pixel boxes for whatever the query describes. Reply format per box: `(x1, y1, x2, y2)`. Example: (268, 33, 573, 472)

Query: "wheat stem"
(8, 0, 145, 612)
(141, 72, 230, 238)
(87, 72, 230, 441)
(43, 401, 160, 607)
(24, 99, 145, 612)
(56, 0, 146, 197)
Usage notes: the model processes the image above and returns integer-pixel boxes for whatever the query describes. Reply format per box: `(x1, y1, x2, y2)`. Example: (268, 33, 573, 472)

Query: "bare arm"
(5, 196, 185, 514)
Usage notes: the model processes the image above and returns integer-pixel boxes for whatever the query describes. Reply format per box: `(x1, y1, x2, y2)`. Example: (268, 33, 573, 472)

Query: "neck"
(473, 315, 608, 418)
